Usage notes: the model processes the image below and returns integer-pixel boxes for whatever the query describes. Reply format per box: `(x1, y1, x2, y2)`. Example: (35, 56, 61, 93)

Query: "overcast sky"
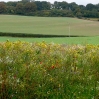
(40, 0, 99, 5)
(1, 0, 99, 5)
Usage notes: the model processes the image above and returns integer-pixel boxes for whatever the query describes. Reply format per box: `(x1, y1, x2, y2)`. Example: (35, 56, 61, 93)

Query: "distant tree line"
(0, 0, 99, 18)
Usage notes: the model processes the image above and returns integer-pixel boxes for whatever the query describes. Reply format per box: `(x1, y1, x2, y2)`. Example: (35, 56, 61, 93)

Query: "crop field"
(0, 15, 99, 36)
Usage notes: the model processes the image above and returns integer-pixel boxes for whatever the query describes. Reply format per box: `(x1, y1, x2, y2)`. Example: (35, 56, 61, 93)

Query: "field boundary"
(0, 32, 86, 38)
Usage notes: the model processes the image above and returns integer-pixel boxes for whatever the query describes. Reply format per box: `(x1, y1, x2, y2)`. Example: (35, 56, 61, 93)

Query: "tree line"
(0, 0, 99, 18)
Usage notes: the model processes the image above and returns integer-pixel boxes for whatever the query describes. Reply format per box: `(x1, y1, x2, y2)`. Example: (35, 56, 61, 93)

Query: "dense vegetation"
(0, 0, 99, 18)
(0, 41, 99, 99)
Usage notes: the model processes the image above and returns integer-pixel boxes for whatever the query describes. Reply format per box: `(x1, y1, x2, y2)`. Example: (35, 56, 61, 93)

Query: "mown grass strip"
(0, 36, 99, 45)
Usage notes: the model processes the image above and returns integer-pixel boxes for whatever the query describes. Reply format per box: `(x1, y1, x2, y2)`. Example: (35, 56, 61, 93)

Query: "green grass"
(0, 36, 99, 44)
(0, 15, 99, 36)
(0, 15, 99, 44)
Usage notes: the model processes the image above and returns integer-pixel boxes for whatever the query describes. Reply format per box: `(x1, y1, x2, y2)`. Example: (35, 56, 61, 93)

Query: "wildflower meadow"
(0, 41, 99, 99)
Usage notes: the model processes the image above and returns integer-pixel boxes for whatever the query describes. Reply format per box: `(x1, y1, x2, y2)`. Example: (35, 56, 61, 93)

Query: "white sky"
(40, 0, 99, 5)
(1, 0, 99, 5)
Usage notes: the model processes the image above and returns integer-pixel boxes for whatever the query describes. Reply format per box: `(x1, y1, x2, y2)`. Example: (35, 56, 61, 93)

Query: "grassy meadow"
(0, 15, 99, 36)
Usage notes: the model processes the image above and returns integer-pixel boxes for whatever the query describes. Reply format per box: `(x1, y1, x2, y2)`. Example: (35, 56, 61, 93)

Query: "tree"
(35, 1, 51, 11)
(59, 1, 68, 10)
(16, 3, 24, 14)
(6, 1, 17, 14)
(0, 2, 6, 13)
(22, 0, 30, 3)
(74, 7, 82, 18)
(86, 3, 96, 11)
(79, 5, 85, 10)
(24, 2, 37, 13)
(6, 1, 17, 7)
(95, 4, 99, 12)
(35, 1, 42, 10)
(69, 2, 78, 11)
(54, 1, 60, 9)
(41, 1, 51, 10)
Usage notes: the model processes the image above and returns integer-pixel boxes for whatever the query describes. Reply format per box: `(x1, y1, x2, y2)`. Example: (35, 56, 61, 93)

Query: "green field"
(0, 36, 99, 44)
(0, 15, 99, 44)
(0, 15, 99, 36)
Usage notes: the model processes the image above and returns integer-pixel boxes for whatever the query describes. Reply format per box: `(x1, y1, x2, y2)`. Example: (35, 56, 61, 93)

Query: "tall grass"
(0, 41, 99, 99)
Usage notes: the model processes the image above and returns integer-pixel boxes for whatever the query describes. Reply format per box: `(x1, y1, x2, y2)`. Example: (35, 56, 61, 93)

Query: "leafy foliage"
(0, 2, 6, 13)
